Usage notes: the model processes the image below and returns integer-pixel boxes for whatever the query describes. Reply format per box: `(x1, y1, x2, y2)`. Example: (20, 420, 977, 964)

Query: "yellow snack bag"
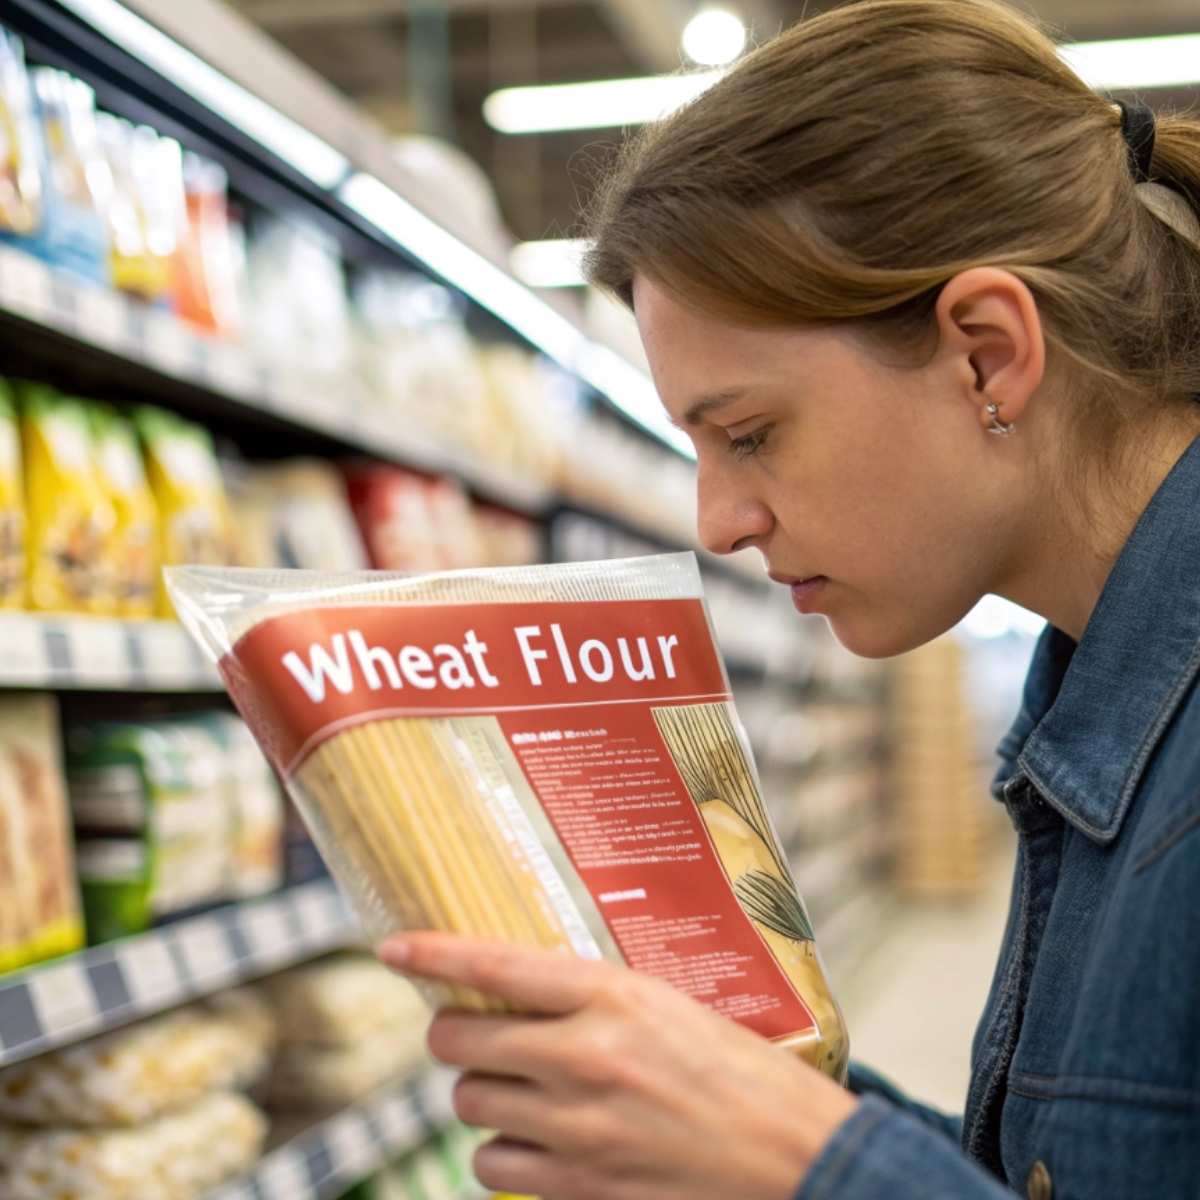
(136, 406, 232, 617)
(91, 404, 157, 619)
(0, 381, 24, 608)
(21, 385, 113, 614)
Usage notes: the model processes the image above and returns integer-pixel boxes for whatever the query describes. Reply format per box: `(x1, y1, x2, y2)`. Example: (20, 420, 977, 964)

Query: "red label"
(222, 600, 727, 776)
(219, 597, 815, 1039)
(497, 704, 816, 1039)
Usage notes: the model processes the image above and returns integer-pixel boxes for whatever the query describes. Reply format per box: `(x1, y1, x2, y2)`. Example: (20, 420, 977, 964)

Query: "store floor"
(836, 839, 1017, 1114)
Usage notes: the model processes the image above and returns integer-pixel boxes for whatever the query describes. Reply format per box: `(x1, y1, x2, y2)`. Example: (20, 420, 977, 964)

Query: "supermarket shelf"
(0, 881, 354, 1070)
(0, 611, 219, 691)
(205, 1068, 459, 1200)
(0, 245, 552, 516)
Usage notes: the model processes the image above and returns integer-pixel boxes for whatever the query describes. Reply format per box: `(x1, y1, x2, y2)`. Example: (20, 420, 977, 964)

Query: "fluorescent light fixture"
(1059, 32, 1200, 91)
(55, 0, 349, 187)
(484, 71, 722, 135)
(683, 8, 747, 68)
(511, 238, 591, 289)
(340, 171, 586, 368)
(577, 343, 694, 458)
(342, 174, 687, 455)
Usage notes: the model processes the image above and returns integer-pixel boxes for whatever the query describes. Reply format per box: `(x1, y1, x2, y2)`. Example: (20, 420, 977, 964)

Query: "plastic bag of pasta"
(168, 553, 849, 1079)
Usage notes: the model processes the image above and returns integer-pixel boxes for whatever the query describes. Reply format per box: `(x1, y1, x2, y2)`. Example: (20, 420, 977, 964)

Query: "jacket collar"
(992, 433, 1200, 843)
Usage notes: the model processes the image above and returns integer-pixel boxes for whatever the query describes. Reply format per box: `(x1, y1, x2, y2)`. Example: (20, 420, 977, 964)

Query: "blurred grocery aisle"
(838, 838, 1016, 1113)
(0, 0, 1169, 1196)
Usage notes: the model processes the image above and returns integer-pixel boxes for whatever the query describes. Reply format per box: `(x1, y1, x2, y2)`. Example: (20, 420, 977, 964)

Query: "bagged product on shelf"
(21, 384, 114, 613)
(0, 694, 83, 973)
(261, 954, 426, 1045)
(168, 553, 850, 1079)
(245, 215, 352, 378)
(268, 1024, 427, 1109)
(192, 711, 283, 898)
(91, 403, 158, 618)
(475, 505, 542, 568)
(262, 955, 428, 1109)
(0, 26, 42, 236)
(95, 113, 153, 298)
(136, 405, 234, 617)
(173, 152, 242, 338)
(23, 68, 110, 286)
(0, 1088, 267, 1199)
(0, 987, 275, 1125)
(344, 463, 443, 571)
(95, 118, 183, 303)
(66, 717, 230, 941)
(0, 379, 24, 607)
(352, 269, 489, 445)
(423, 476, 484, 570)
(235, 459, 370, 572)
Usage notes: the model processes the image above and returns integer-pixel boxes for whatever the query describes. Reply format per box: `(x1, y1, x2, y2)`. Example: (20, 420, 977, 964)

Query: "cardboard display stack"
(890, 635, 988, 897)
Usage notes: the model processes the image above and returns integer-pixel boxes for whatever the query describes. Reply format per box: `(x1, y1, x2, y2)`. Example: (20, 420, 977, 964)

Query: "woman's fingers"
(380, 932, 610, 1014)
(471, 1135, 574, 1198)
(428, 1010, 562, 1079)
(452, 1072, 569, 1146)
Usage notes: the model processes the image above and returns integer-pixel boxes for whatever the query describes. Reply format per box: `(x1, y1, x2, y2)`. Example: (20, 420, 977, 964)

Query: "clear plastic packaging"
(169, 554, 849, 1078)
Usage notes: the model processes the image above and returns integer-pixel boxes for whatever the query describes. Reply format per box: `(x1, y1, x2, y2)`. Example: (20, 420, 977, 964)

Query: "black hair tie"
(1117, 99, 1156, 183)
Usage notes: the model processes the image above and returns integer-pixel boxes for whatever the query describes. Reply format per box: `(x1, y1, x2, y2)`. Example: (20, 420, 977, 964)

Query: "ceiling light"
(484, 71, 722, 135)
(55, 0, 349, 188)
(340, 172, 585, 367)
(683, 8, 747, 67)
(577, 344, 695, 459)
(511, 239, 591, 289)
(1058, 32, 1200, 91)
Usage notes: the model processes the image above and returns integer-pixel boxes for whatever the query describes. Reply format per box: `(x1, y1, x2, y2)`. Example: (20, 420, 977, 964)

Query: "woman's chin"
(827, 614, 949, 661)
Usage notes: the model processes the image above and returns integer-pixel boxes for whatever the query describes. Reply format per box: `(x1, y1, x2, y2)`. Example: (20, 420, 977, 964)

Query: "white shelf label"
(173, 917, 239, 989)
(137, 621, 200, 685)
(0, 615, 49, 684)
(118, 936, 181, 1010)
(0, 248, 51, 321)
(256, 1150, 311, 1200)
(76, 286, 127, 350)
(325, 1112, 378, 1178)
(25, 962, 98, 1037)
(240, 900, 299, 968)
(69, 619, 130, 685)
(374, 1091, 425, 1152)
(291, 884, 342, 943)
(207, 342, 255, 397)
(144, 310, 193, 376)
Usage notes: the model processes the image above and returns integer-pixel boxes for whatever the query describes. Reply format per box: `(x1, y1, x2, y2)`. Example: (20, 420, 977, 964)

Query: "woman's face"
(633, 276, 1023, 658)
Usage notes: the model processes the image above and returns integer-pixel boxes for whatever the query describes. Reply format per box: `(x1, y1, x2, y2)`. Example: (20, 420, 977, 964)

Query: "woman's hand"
(380, 932, 858, 1200)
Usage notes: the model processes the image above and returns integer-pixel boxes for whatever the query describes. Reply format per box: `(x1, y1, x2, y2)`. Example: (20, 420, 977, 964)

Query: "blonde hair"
(584, 0, 1200, 418)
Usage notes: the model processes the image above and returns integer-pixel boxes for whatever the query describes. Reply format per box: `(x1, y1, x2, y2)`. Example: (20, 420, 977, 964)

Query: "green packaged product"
(65, 720, 229, 942)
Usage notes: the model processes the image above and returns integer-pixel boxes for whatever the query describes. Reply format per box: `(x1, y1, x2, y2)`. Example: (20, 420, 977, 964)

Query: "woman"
(381, 1, 1200, 1196)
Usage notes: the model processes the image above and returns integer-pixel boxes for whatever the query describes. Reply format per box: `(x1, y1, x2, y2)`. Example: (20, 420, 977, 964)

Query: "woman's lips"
(789, 576, 829, 613)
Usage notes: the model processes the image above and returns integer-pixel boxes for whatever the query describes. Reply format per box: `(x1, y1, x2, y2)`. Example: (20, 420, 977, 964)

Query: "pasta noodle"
(169, 553, 848, 1078)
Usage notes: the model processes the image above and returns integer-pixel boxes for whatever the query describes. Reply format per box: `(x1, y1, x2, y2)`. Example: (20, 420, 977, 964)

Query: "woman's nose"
(696, 461, 773, 556)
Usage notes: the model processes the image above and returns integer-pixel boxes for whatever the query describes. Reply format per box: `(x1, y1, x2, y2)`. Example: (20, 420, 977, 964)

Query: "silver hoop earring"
(986, 402, 1015, 437)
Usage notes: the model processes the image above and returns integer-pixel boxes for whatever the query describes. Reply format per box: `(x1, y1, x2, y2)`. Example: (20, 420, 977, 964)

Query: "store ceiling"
(227, 0, 1200, 244)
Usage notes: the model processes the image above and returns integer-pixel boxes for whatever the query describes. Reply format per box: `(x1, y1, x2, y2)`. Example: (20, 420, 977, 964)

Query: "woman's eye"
(729, 427, 772, 461)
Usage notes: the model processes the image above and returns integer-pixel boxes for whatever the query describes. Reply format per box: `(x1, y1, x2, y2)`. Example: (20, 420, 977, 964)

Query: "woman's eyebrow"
(682, 387, 751, 426)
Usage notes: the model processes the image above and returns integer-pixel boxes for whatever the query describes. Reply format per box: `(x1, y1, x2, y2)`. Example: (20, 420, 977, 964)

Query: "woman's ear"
(934, 267, 1046, 433)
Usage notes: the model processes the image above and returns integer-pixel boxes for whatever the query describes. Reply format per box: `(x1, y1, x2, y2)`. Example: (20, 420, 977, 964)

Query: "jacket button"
(1027, 1160, 1053, 1200)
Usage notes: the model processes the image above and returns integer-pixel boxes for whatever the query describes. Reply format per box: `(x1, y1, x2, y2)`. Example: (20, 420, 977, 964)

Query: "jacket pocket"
(1001, 1081, 1200, 1200)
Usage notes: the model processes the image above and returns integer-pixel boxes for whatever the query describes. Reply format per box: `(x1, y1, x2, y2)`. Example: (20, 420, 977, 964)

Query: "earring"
(986, 402, 1015, 437)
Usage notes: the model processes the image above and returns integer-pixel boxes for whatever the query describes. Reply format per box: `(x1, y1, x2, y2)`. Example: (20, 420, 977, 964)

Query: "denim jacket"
(798, 433, 1200, 1200)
